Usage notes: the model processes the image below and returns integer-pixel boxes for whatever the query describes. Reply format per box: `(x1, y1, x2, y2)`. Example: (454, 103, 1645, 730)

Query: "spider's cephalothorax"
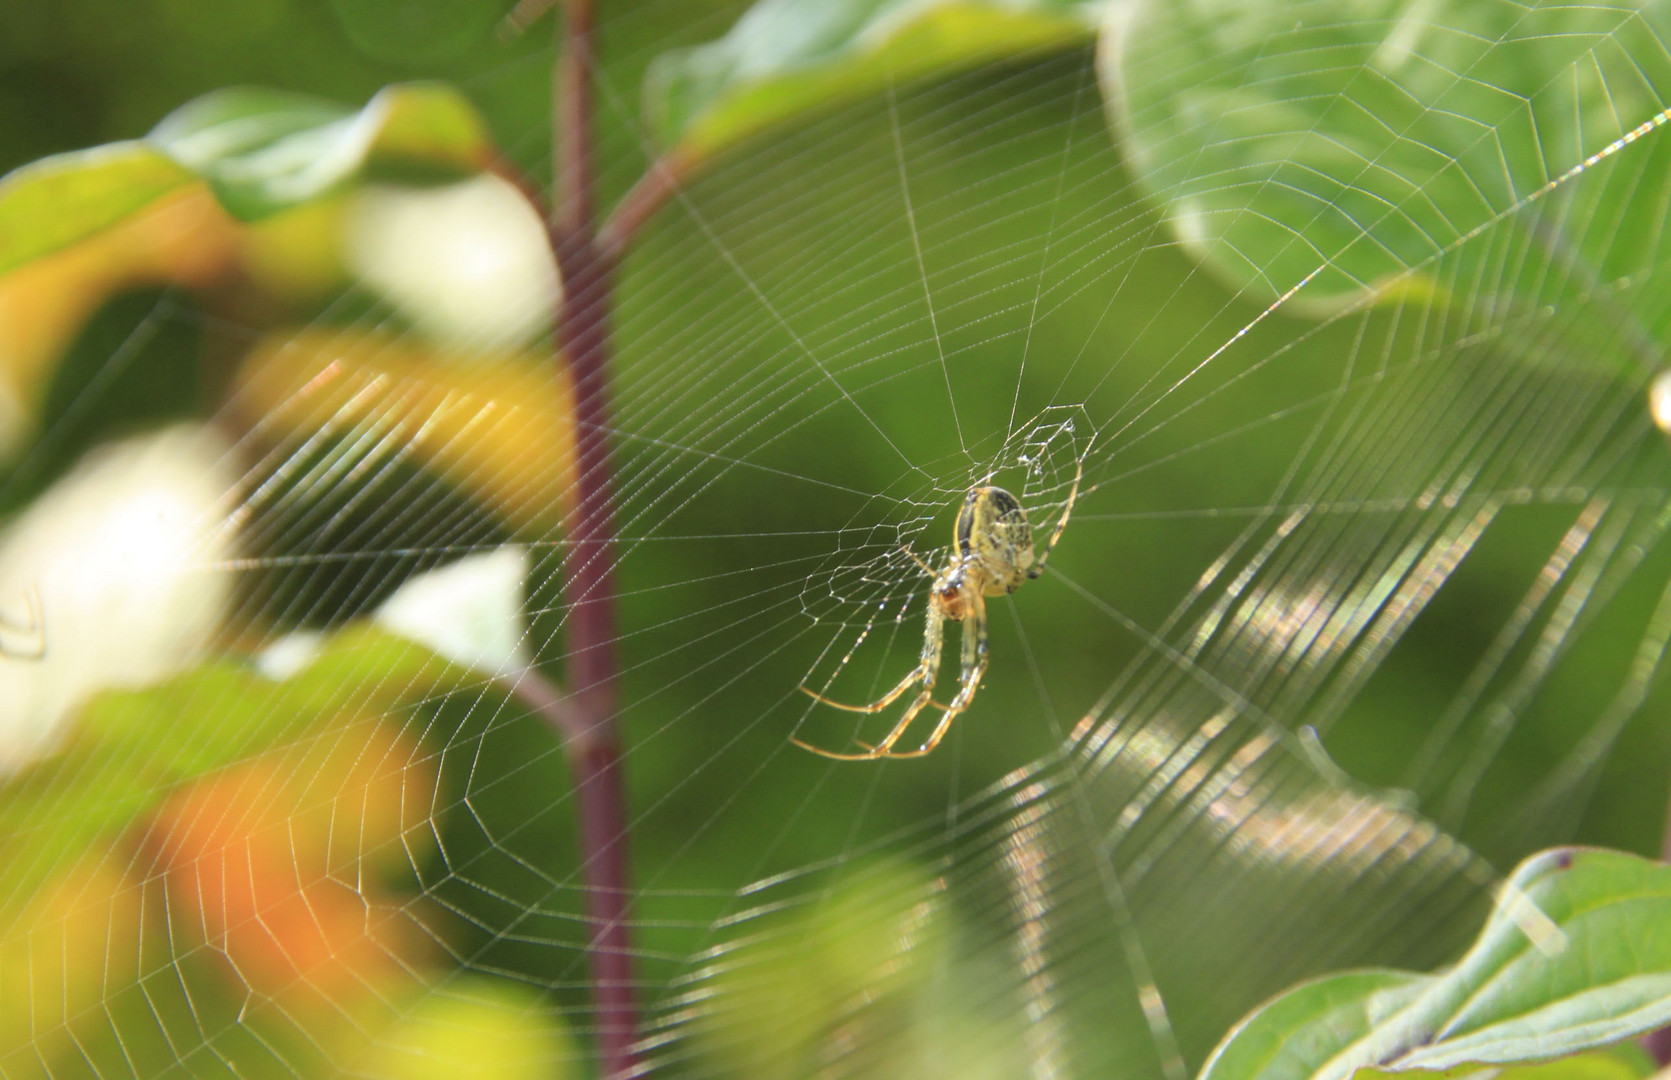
(795, 462, 1082, 761)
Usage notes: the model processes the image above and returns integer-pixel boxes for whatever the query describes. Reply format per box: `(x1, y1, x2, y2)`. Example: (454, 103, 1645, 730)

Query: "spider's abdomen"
(956, 485, 1036, 593)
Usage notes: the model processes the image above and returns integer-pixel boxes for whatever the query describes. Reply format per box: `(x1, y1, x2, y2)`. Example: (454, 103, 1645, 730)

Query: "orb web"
(3, 2, 1671, 1078)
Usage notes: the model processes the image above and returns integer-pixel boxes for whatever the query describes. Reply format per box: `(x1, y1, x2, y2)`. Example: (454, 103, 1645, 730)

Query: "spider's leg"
(0, 585, 45, 661)
(1030, 458, 1084, 575)
(799, 668, 923, 714)
(794, 686, 940, 760)
(795, 596, 946, 759)
(818, 685, 949, 762)
(798, 594, 944, 714)
(879, 594, 987, 759)
(899, 546, 936, 577)
(796, 687, 954, 757)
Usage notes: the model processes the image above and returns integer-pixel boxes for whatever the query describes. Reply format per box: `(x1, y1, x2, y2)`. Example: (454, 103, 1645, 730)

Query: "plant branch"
(597, 149, 693, 262)
(550, 1, 637, 1076)
(508, 666, 585, 744)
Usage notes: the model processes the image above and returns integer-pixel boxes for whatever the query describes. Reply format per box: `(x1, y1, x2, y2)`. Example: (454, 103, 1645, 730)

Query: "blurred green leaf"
(1200, 848, 1671, 1080)
(150, 81, 495, 220)
(645, 0, 1108, 163)
(693, 865, 955, 1077)
(0, 624, 468, 927)
(350, 979, 578, 1080)
(1103, 0, 1671, 318)
(0, 143, 193, 277)
(77, 623, 461, 771)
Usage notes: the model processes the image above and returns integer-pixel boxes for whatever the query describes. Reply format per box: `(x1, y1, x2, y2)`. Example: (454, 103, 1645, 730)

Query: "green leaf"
(0, 82, 496, 280)
(0, 624, 469, 926)
(1200, 848, 1671, 1080)
(0, 143, 194, 277)
(1103, 1, 1671, 317)
(149, 81, 495, 220)
(646, 0, 1108, 162)
(1357, 1043, 1656, 1079)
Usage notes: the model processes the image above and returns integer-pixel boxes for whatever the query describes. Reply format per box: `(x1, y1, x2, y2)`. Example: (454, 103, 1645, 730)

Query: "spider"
(794, 461, 1083, 760)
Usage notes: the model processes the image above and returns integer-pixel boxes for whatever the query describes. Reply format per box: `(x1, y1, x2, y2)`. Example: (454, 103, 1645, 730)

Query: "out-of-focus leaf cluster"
(0, 75, 581, 1079)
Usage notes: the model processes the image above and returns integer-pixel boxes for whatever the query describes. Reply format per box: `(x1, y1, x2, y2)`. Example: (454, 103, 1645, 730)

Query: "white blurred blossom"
(255, 546, 532, 683)
(252, 628, 324, 681)
(373, 545, 532, 678)
(344, 175, 560, 350)
(0, 424, 239, 772)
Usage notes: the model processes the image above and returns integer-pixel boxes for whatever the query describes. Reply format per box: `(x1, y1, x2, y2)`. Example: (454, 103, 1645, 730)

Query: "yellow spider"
(795, 461, 1083, 760)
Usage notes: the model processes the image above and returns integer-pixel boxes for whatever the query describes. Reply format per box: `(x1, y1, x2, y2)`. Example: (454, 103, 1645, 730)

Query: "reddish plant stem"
(551, 1, 638, 1076)
(1648, 1010, 1671, 1064)
(555, 0, 595, 238)
(557, 243, 636, 1077)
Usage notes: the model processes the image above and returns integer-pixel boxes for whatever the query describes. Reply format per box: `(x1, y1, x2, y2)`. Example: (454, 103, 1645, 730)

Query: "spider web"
(4, 1, 1671, 1078)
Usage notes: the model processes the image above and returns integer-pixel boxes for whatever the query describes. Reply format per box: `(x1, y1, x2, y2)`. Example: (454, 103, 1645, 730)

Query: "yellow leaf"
(233, 327, 577, 530)
(0, 185, 241, 448)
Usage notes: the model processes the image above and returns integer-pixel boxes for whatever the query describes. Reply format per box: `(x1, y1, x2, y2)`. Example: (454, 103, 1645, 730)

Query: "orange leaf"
(145, 718, 438, 1006)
